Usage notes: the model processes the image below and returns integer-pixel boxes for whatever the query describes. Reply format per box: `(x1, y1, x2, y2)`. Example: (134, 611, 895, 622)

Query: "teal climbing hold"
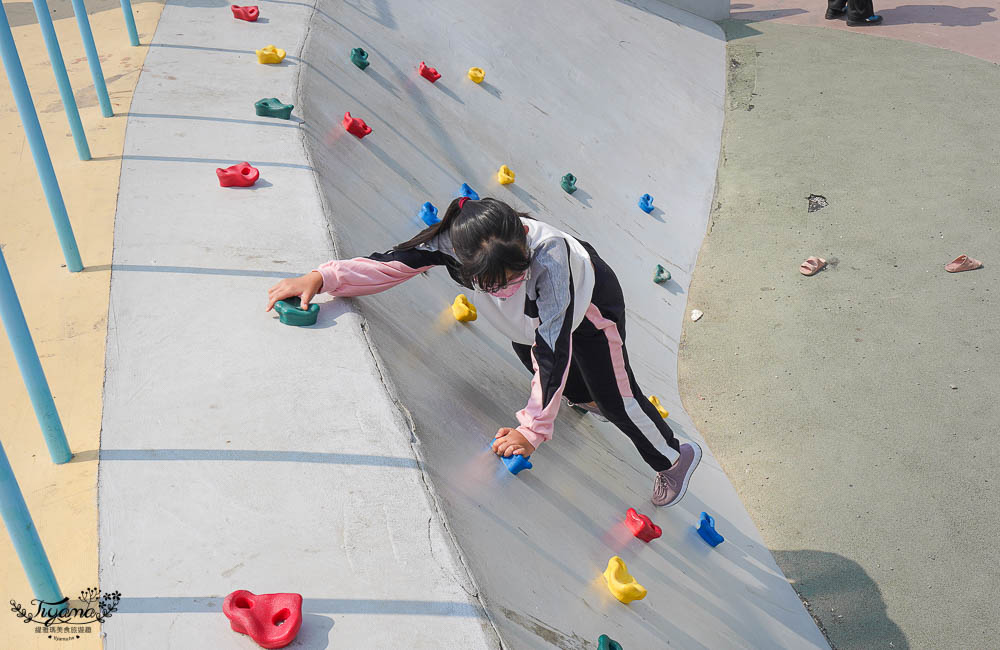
(653, 264, 671, 284)
(561, 173, 577, 194)
(255, 98, 294, 120)
(598, 634, 623, 650)
(274, 296, 319, 326)
(350, 47, 369, 70)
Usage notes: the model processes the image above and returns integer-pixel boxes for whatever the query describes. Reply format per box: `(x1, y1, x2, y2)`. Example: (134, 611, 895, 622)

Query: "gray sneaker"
(651, 442, 702, 507)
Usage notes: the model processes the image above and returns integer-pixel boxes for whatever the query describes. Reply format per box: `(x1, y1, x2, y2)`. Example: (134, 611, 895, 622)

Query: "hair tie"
(458, 197, 468, 209)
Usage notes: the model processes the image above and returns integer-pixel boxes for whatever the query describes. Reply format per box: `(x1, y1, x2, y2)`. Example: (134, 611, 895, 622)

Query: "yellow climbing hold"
(497, 164, 515, 185)
(452, 294, 477, 322)
(468, 67, 485, 83)
(648, 395, 669, 419)
(256, 45, 287, 64)
(603, 556, 647, 604)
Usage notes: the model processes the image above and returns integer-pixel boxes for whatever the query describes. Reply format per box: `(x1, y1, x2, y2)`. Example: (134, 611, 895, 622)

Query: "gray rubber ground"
(680, 20, 1000, 650)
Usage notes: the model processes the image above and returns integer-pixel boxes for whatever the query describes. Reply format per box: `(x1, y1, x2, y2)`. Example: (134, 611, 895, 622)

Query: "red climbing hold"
(230, 5, 259, 21)
(342, 111, 372, 138)
(223, 590, 303, 649)
(418, 61, 441, 83)
(625, 507, 662, 542)
(216, 162, 259, 187)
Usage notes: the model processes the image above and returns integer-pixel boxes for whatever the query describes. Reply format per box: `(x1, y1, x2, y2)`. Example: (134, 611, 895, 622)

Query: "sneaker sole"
(663, 442, 702, 507)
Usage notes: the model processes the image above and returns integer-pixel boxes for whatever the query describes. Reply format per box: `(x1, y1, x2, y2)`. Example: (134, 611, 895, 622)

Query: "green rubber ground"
(680, 20, 1000, 650)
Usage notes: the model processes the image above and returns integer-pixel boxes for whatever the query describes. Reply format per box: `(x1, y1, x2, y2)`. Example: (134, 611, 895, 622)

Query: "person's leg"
(826, 0, 848, 18)
(572, 310, 678, 472)
(846, 0, 880, 23)
(511, 342, 592, 405)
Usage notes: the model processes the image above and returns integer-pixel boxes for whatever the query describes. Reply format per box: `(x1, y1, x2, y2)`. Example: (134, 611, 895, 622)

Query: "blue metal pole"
(0, 2, 84, 273)
(0, 438, 64, 604)
(68, 0, 113, 117)
(30, 0, 91, 161)
(0, 248, 73, 465)
(119, 0, 139, 46)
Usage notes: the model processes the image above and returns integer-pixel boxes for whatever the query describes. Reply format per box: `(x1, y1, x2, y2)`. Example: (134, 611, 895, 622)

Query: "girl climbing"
(266, 197, 701, 507)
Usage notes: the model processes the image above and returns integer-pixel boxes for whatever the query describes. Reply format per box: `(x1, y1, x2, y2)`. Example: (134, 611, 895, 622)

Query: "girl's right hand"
(266, 271, 324, 312)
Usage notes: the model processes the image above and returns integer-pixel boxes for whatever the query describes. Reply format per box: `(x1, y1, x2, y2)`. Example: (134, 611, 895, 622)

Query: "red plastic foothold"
(418, 61, 441, 83)
(223, 590, 303, 649)
(231, 5, 259, 21)
(342, 111, 372, 138)
(625, 507, 662, 543)
(216, 162, 259, 187)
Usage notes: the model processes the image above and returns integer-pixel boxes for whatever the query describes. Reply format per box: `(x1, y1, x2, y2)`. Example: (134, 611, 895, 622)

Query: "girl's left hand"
(493, 427, 535, 458)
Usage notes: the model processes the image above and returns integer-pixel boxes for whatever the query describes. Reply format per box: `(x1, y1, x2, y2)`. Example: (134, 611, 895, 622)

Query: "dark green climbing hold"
(255, 97, 294, 120)
(350, 47, 369, 70)
(653, 264, 671, 284)
(561, 173, 577, 194)
(598, 634, 623, 650)
(274, 296, 319, 326)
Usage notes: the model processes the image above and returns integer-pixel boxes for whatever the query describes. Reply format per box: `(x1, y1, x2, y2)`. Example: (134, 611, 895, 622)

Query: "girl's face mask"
(487, 273, 526, 299)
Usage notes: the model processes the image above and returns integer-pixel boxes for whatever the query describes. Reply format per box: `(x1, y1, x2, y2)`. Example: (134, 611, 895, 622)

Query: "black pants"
(828, 0, 874, 22)
(512, 246, 680, 472)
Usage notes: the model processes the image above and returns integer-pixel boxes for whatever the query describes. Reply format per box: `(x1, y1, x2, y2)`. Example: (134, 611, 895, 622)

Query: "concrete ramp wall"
(301, 1, 824, 647)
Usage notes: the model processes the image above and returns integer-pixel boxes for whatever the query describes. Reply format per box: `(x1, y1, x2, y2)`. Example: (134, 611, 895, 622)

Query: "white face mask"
(487, 273, 526, 299)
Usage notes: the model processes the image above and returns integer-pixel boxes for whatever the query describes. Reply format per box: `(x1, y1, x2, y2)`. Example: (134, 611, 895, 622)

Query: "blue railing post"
(0, 248, 73, 465)
(120, 0, 139, 46)
(0, 1, 84, 272)
(30, 0, 91, 161)
(0, 438, 64, 604)
(68, 0, 113, 117)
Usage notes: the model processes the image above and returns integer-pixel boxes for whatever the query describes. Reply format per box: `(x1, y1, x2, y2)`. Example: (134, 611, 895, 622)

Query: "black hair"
(395, 197, 532, 292)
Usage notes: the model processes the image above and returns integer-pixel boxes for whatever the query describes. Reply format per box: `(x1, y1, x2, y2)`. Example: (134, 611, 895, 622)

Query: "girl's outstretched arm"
(267, 247, 456, 311)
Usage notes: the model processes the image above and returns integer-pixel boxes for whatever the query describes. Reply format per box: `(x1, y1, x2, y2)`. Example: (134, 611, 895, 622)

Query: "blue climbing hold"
(697, 511, 725, 547)
(419, 202, 440, 226)
(459, 183, 480, 200)
(501, 454, 532, 475)
(638, 194, 655, 214)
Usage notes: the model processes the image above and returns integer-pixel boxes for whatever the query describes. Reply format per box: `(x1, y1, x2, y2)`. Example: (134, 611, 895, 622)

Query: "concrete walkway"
(96, 0, 497, 647)
(681, 20, 1000, 649)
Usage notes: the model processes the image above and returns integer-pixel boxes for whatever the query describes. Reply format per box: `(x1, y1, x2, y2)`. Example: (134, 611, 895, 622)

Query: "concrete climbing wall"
(301, 0, 826, 647)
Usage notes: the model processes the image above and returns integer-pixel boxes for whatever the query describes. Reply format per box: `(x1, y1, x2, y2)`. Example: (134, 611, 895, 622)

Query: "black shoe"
(824, 7, 846, 19)
(847, 14, 883, 25)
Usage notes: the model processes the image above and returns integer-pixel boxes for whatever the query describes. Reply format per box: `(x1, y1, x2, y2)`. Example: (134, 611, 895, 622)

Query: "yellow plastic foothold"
(256, 45, 287, 64)
(648, 395, 669, 419)
(603, 556, 647, 604)
(468, 67, 485, 83)
(452, 294, 477, 322)
(497, 164, 515, 185)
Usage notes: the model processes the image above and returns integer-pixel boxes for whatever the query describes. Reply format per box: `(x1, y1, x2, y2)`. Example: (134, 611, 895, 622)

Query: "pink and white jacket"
(314, 218, 596, 448)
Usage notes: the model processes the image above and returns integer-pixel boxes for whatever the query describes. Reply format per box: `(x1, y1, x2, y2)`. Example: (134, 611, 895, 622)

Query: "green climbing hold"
(350, 47, 369, 70)
(255, 97, 294, 120)
(653, 264, 671, 284)
(561, 173, 577, 194)
(274, 296, 319, 326)
(598, 634, 623, 650)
